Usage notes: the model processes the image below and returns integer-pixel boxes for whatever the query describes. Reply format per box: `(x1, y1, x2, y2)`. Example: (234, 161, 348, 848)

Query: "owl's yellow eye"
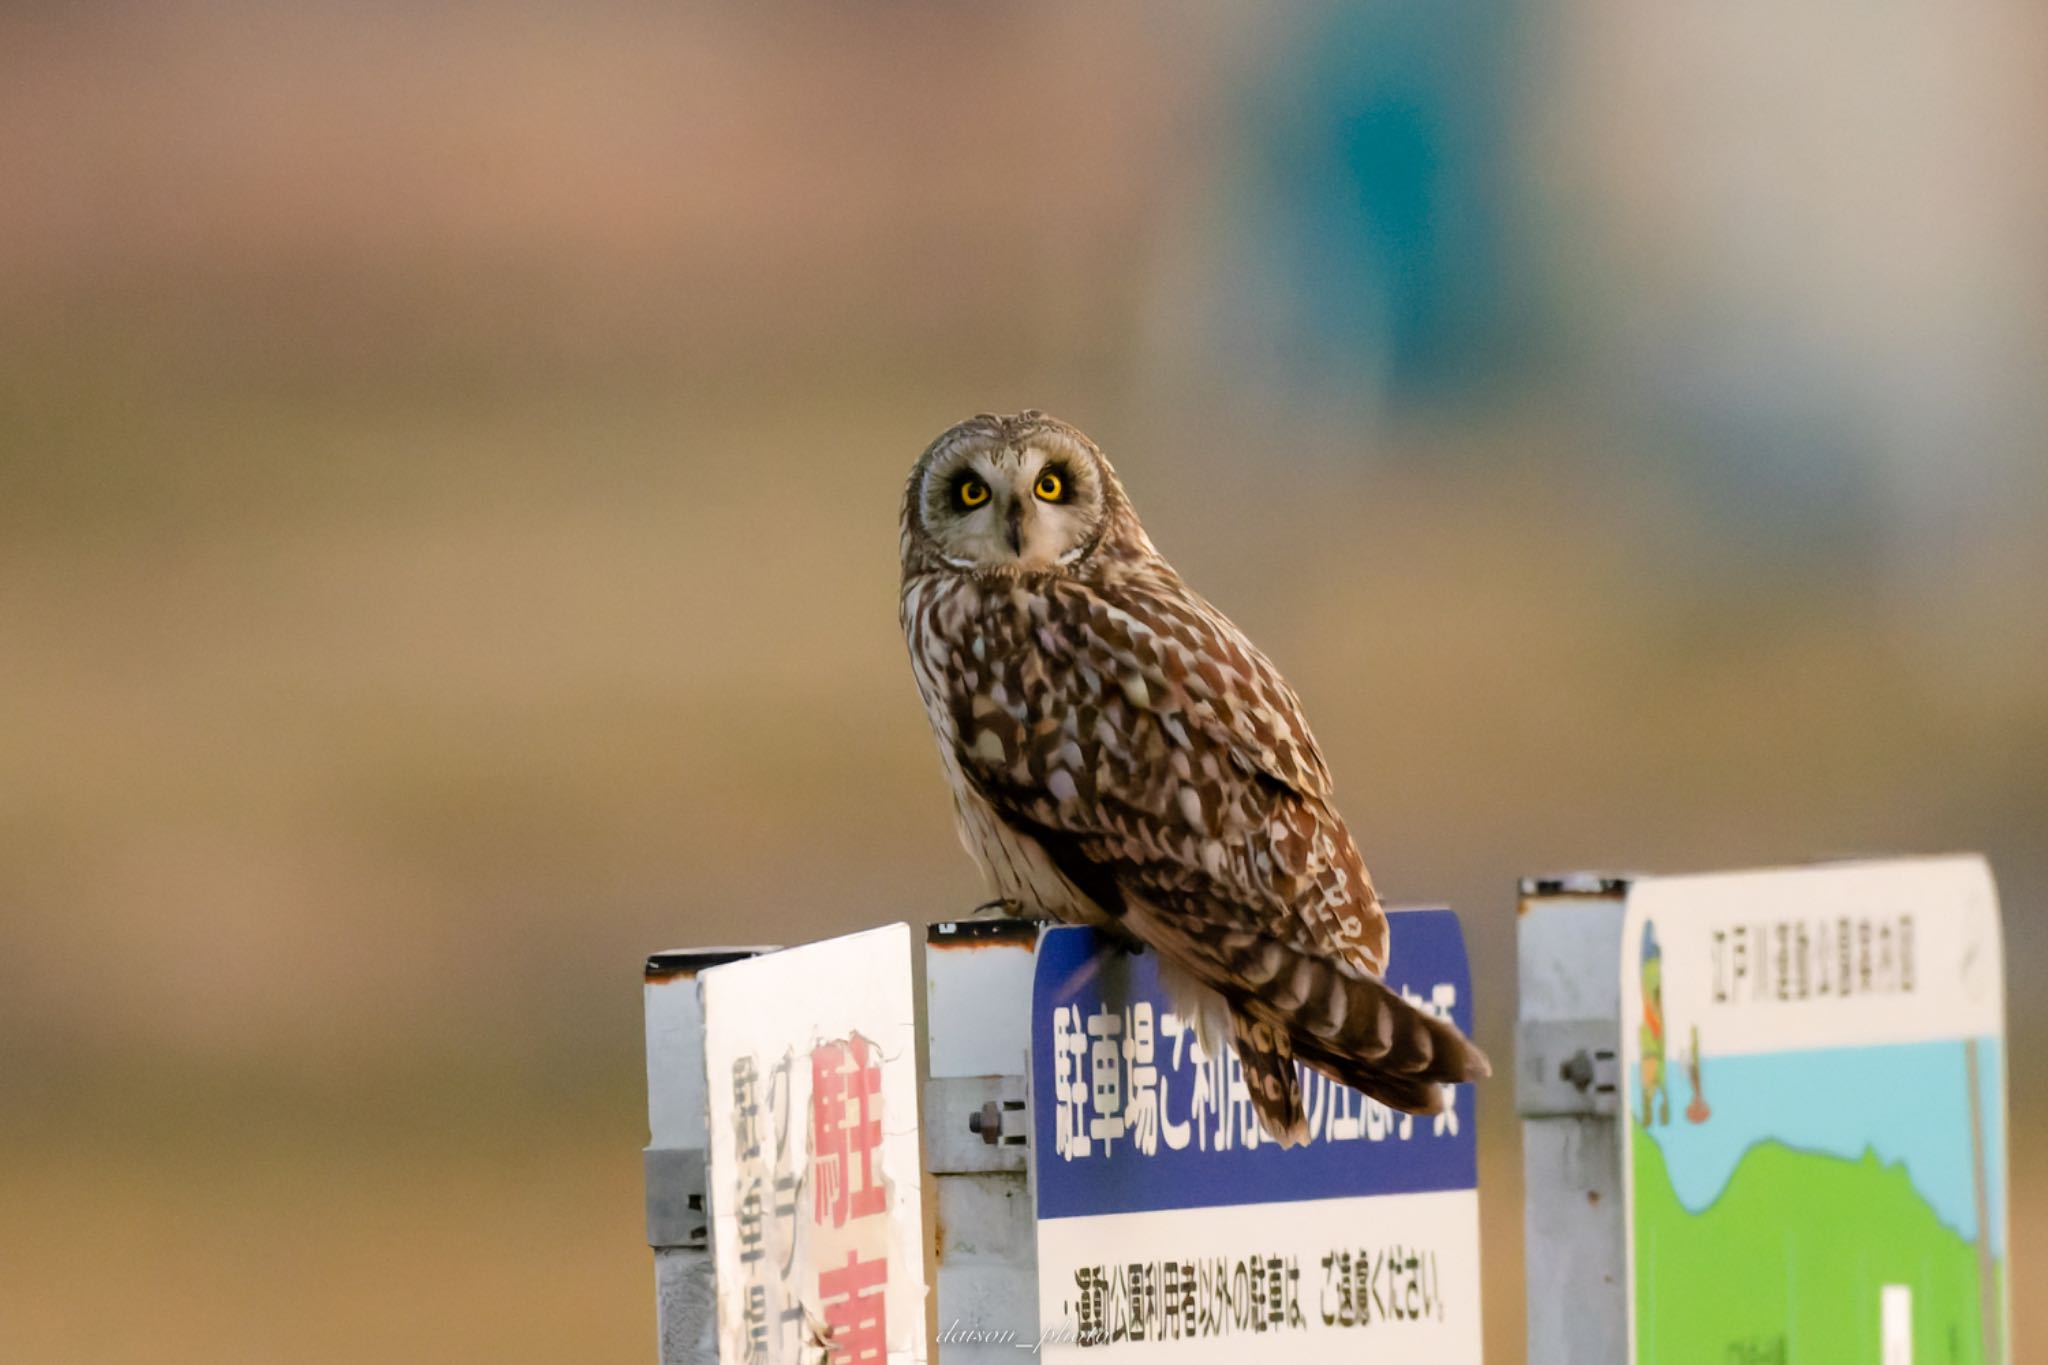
(1034, 470, 1065, 502)
(957, 478, 991, 509)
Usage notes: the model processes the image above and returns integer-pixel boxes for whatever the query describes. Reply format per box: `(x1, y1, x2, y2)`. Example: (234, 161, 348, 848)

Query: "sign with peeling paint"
(1028, 910, 1483, 1363)
(1619, 857, 2009, 1365)
(702, 923, 929, 1365)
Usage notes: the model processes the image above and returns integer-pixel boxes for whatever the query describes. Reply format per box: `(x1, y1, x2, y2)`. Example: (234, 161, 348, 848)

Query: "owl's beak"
(1004, 499, 1024, 556)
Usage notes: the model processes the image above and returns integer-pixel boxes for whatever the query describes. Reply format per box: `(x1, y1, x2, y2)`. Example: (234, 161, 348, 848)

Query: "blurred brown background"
(3, 5, 2044, 1361)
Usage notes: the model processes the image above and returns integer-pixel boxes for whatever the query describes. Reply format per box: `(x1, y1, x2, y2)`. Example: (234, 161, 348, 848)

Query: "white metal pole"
(644, 947, 774, 1365)
(1517, 876, 1629, 1365)
(924, 920, 1041, 1363)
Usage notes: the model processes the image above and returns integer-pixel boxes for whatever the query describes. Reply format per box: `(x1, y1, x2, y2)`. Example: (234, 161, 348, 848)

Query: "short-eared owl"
(899, 411, 1488, 1145)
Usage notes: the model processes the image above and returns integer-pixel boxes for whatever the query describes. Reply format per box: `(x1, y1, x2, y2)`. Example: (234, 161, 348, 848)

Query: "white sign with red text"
(702, 924, 929, 1365)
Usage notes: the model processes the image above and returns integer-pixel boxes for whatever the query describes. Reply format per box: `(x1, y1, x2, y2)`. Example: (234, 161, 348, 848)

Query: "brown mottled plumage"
(899, 411, 1488, 1144)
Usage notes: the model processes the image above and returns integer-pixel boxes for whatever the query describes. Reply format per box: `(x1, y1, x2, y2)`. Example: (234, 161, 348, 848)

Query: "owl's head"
(900, 411, 1154, 580)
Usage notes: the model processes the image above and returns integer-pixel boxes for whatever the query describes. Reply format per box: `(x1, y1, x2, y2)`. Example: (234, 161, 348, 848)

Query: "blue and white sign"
(1028, 909, 1484, 1363)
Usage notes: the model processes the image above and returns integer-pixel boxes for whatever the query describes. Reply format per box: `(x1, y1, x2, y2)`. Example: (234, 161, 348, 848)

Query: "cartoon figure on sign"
(1682, 1024, 1712, 1124)
(1639, 922, 1669, 1127)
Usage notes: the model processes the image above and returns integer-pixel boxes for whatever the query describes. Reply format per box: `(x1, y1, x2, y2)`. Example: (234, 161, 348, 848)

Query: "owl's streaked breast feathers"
(900, 411, 1488, 1143)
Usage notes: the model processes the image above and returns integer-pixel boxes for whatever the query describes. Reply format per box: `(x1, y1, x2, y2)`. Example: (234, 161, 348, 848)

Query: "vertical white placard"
(702, 924, 929, 1365)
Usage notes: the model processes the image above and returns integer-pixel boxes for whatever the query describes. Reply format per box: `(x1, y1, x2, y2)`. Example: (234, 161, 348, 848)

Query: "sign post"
(644, 947, 775, 1365)
(1517, 876, 1629, 1364)
(1027, 909, 1485, 1362)
(1520, 856, 2009, 1365)
(699, 924, 934, 1365)
(925, 921, 1042, 1363)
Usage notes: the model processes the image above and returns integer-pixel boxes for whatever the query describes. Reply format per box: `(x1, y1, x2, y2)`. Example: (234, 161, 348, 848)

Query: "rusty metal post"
(643, 947, 773, 1365)
(924, 921, 1041, 1362)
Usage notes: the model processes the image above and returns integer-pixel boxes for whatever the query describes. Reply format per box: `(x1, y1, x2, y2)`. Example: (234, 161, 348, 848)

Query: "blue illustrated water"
(1644, 1038, 2007, 1257)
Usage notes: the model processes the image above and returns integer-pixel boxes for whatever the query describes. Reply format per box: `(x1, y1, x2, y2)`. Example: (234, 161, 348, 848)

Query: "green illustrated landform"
(1633, 1123, 2003, 1364)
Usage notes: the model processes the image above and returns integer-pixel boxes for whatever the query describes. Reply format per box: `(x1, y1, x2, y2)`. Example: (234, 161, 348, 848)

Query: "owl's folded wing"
(1114, 577, 1334, 801)
(943, 574, 1383, 972)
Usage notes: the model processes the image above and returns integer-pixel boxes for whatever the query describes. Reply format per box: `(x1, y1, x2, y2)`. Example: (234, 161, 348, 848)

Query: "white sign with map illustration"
(1619, 856, 2007, 1365)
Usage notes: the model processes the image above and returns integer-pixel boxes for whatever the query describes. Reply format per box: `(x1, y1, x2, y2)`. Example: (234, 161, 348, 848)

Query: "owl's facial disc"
(921, 435, 1104, 574)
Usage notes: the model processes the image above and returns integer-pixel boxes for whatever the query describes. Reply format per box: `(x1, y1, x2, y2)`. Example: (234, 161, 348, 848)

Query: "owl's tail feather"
(1228, 1008, 1311, 1148)
(1210, 930, 1490, 1132)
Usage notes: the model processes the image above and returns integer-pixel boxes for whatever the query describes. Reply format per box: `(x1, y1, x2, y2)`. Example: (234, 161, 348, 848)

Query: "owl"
(899, 411, 1489, 1145)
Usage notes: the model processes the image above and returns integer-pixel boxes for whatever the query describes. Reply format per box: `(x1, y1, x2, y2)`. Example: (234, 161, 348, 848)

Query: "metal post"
(644, 947, 774, 1365)
(1516, 876, 1628, 1365)
(924, 921, 1041, 1362)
